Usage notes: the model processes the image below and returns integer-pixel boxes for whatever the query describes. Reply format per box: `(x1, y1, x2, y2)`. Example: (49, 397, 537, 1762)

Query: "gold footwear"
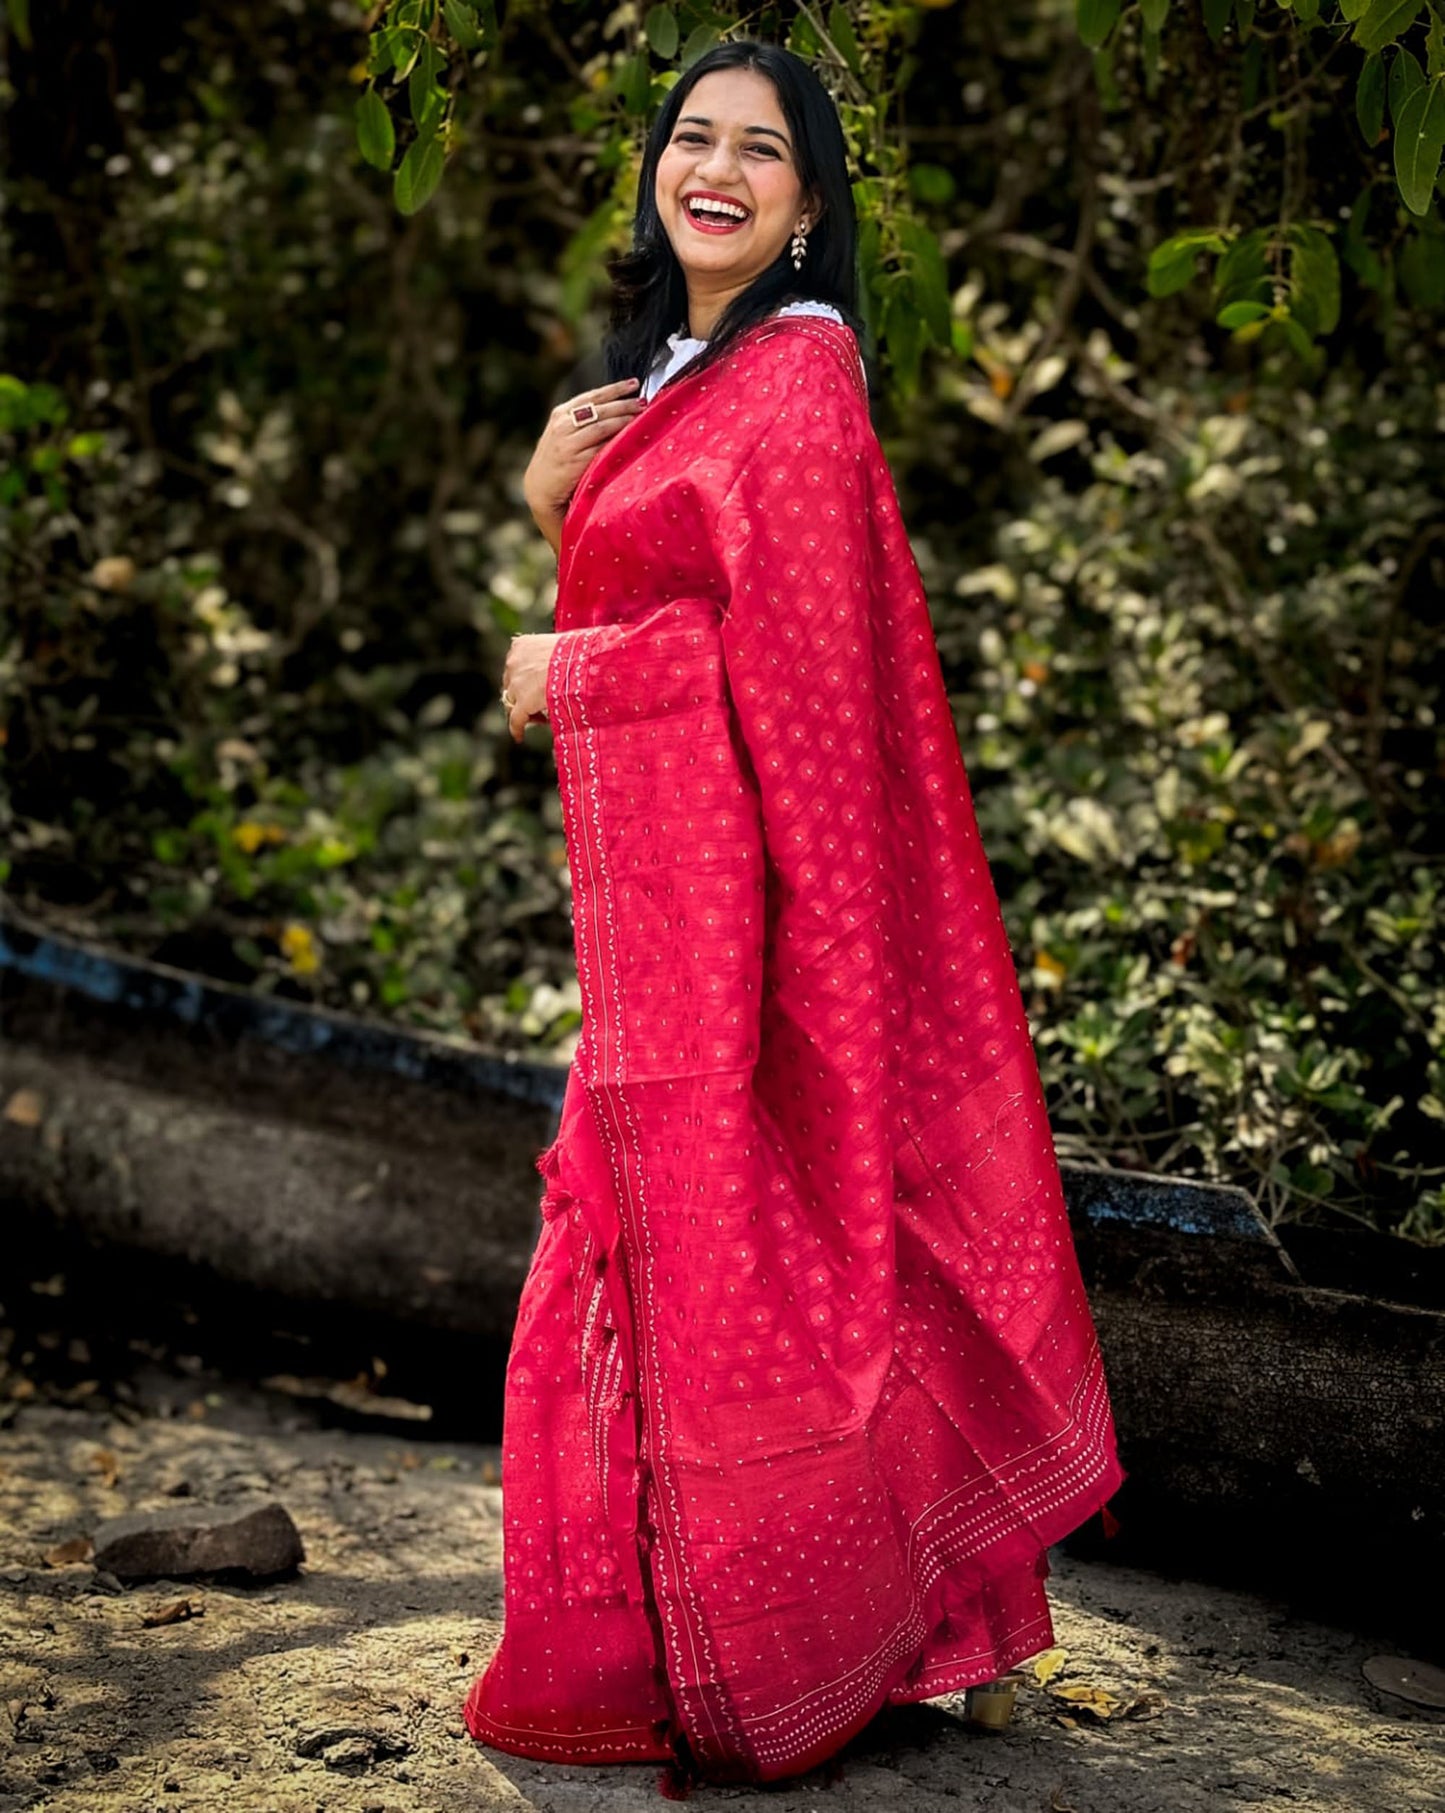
(963, 1677, 1018, 1729)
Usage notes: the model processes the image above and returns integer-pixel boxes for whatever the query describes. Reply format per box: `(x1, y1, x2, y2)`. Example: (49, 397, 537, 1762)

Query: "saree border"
(547, 622, 745, 1767)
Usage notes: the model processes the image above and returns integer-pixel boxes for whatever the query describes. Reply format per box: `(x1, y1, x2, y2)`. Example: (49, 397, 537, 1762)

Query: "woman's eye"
(674, 132, 780, 157)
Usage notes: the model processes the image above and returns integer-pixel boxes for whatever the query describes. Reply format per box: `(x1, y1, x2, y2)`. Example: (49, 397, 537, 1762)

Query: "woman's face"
(654, 68, 812, 296)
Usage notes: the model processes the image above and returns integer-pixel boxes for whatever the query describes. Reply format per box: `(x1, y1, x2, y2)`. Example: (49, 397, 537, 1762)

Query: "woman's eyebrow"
(677, 113, 790, 144)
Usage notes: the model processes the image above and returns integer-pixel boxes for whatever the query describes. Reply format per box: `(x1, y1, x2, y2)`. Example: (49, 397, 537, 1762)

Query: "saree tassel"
(538, 1184, 576, 1224)
(1100, 1500, 1122, 1539)
(654, 1717, 701, 1799)
(656, 1761, 694, 1800)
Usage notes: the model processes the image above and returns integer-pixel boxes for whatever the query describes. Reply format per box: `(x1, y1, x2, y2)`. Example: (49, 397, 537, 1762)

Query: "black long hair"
(601, 39, 867, 396)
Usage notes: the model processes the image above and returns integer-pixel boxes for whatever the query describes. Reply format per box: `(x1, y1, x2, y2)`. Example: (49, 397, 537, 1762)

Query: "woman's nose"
(695, 139, 743, 183)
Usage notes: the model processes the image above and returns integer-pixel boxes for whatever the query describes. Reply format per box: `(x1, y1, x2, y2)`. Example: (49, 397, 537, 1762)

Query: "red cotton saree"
(464, 311, 1124, 1785)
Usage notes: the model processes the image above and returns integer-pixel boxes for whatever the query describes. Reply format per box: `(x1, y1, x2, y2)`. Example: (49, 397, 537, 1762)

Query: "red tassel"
(657, 1761, 694, 1799)
(1100, 1501, 1122, 1539)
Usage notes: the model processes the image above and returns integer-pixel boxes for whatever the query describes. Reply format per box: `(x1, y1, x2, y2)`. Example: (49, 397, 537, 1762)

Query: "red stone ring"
(570, 402, 598, 427)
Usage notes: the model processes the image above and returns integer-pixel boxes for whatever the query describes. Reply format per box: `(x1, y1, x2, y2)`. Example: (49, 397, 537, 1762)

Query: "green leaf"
(1428, 11, 1445, 76)
(1203, 0, 1233, 41)
(1339, 0, 1372, 18)
(1357, 52, 1387, 142)
(391, 27, 423, 81)
(1393, 76, 1445, 214)
(356, 88, 396, 171)
(1217, 299, 1272, 327)
(367, 27, 401, 77)
(1148, 244, 1204, 296)
(1288, 224, 1341, 335)
(1389, 44, 1426, 119)
(1354, 0, 1423, 55)
(898, 216, 952, 345)
(394, 127, 445, 214)
(616, 47, 652, 113)
(1400, 227, 1445, 305)
(1077, 0, 1123, 48)
(1141, 0, 1170, 28)
(444, 0, 481, 50)
(1279, 313, 1317, 359)
(909, 162, 956, 204)
(788, 12, 822, 57)
(1293, 0, 1320, 20)
(559, 191, 626, 323)
(880, 283, 925, 398)
(644, 4, 679, 57)
(1214, 226, 1272, 311)
(409, 39, 444, 129)
(1146, 229, 1228, 296)
(8, 0, 30, 49)
(828, 2, 863, 75)
(1235, 0, 1255, 38)
(680, 23, 720, 68)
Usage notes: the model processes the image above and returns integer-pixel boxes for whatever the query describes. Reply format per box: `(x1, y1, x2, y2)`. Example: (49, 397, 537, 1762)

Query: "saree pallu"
(465, 314, 1124, 1784)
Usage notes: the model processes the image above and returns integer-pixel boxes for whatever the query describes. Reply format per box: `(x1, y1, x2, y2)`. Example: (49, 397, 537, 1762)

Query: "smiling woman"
(471, 37, 1123, 1795)
(652, 70, 816, 335)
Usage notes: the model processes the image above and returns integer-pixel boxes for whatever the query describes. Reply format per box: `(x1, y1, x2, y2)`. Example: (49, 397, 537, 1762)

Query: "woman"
(465, 38, 1123, 1791)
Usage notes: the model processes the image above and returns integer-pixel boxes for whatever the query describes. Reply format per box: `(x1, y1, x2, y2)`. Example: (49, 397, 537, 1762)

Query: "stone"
(91, 1501, 304, 1582)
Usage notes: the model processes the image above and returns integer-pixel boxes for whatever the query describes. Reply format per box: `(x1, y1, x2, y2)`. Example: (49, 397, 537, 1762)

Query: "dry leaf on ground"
(3, 1088, 45, 1127)
(42, 1536, 94, 1568)
(1029, 1646, 1069, 1686)
(1049, 1683, 1123, 1721)
(141, 1599, 204, 1629)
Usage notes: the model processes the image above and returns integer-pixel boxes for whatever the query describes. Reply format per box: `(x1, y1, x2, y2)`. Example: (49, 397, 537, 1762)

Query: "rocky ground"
(2, 1355, 1442, 1813)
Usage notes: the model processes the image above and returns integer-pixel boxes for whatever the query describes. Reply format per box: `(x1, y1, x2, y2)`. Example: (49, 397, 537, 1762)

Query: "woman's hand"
(502, 632, 562, 742)
(523, 377, 645, 546)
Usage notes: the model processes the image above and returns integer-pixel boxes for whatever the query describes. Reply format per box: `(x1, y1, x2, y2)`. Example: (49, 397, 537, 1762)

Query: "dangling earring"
(790, 220, 809, 272)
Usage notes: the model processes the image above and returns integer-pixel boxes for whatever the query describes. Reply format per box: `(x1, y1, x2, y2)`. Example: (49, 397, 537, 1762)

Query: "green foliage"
(1078, 0, 1124, 51)
(914, 358, 1444, 1240)
(1146, 223, 1341, 358)
(1078, 0, 1445, 345)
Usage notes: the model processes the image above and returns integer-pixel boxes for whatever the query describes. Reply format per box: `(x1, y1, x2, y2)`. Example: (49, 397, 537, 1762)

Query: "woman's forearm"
(529, 500, 564, 557)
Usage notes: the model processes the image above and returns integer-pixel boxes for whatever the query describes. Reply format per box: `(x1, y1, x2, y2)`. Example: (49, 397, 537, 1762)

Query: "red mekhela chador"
(464, 311, 1123, 1785)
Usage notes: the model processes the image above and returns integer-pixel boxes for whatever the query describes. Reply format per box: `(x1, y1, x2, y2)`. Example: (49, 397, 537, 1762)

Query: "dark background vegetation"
(3, 0, 1443, 1240)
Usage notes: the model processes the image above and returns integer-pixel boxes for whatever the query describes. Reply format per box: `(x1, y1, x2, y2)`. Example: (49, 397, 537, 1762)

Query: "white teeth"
(686, 197, 748, 222)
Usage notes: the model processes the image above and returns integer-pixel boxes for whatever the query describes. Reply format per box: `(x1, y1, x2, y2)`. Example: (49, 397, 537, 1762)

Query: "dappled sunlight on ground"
(2, 1384, 1440, 1812)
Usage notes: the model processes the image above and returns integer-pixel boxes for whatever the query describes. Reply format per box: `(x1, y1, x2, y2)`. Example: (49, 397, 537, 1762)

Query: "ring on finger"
(501, 686, 517, 709)
(570, 402, 598, 427)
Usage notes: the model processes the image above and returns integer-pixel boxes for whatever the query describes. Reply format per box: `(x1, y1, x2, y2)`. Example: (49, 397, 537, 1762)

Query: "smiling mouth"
(683, 195, 752, 232)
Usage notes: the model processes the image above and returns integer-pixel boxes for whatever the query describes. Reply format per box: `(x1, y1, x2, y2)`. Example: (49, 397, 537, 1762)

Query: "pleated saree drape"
(465, 312, 1124, 1784)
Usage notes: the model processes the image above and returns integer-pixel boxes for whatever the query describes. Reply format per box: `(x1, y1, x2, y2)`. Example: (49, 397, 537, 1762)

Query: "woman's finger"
(567, 377, 643, 408)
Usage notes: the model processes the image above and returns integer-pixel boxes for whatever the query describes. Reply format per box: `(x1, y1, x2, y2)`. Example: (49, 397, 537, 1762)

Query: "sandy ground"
(1, 1377, 1442, 1813)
